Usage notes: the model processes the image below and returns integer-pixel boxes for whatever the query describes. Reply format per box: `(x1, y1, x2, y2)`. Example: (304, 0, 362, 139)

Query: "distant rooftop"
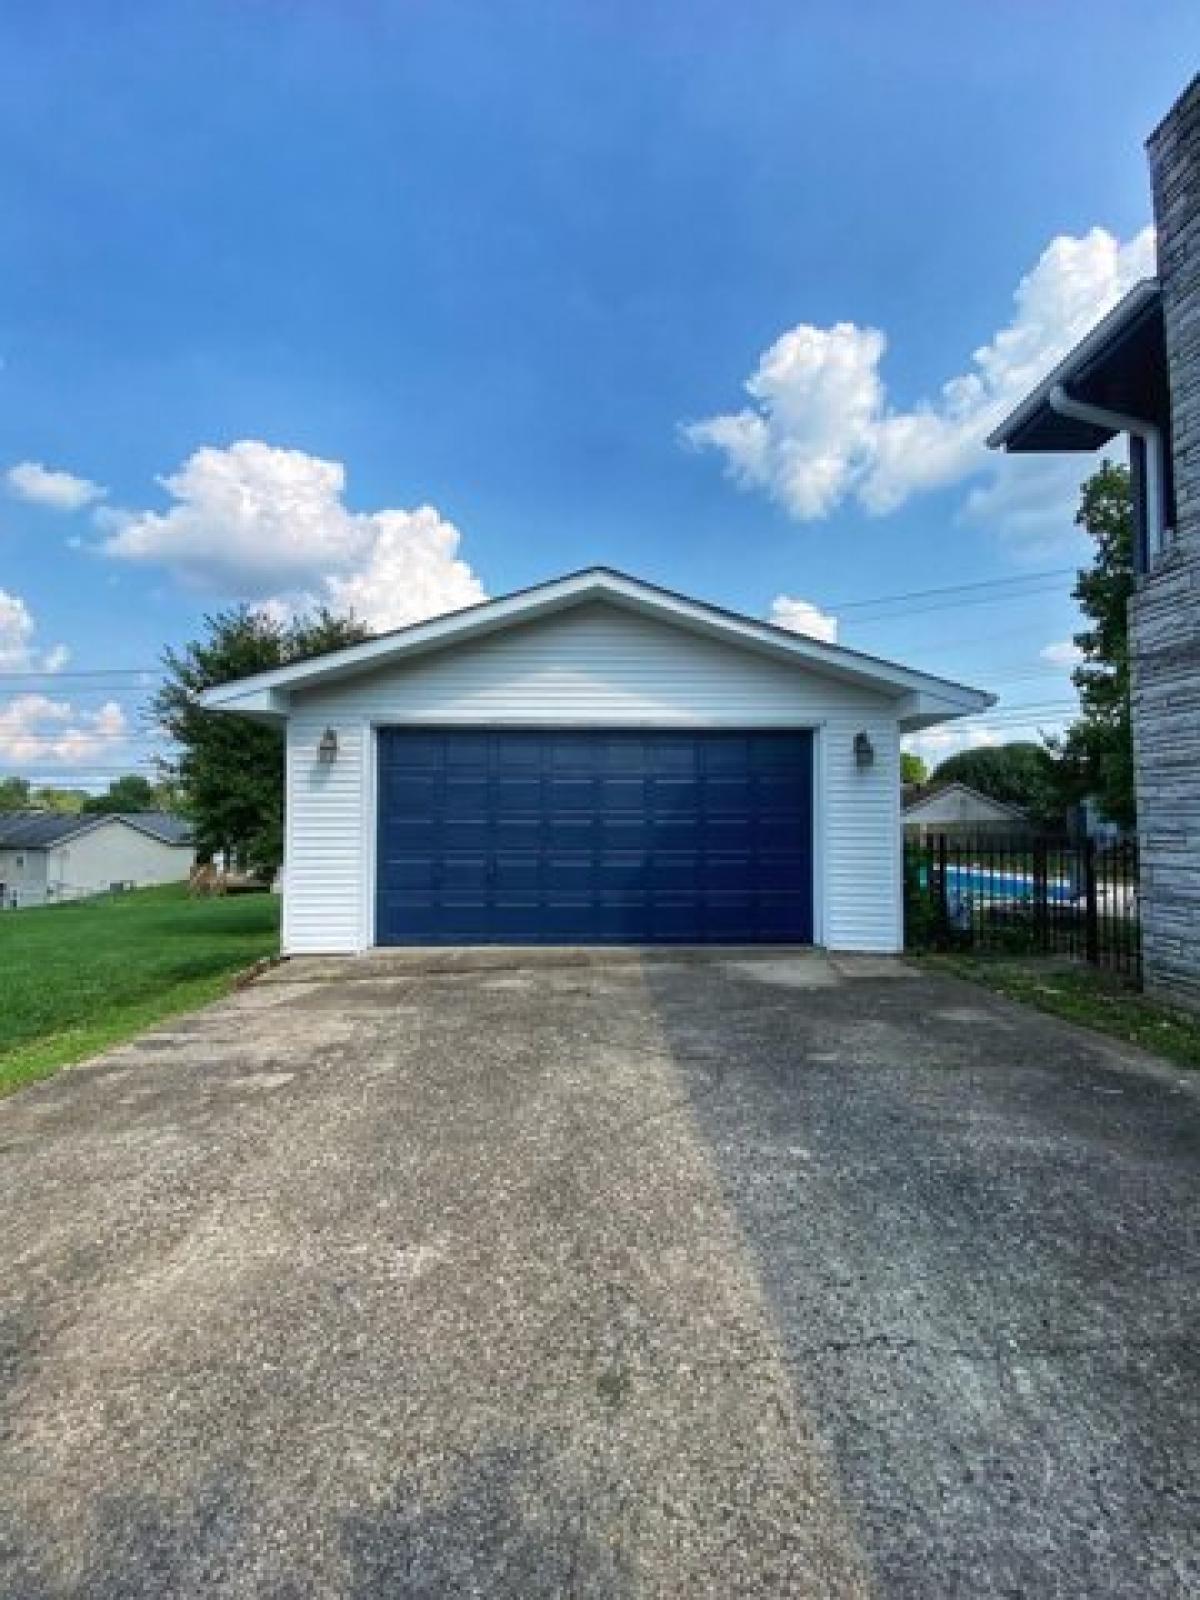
(0, 811, 193, 850)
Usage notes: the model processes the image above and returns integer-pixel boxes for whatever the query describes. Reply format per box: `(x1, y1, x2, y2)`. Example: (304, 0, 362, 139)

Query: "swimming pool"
(944, 863, 1077, 905)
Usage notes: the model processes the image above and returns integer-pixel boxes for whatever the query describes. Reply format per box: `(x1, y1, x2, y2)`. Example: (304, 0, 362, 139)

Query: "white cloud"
(958, 455, 1095, 554)
(6, 461, 106, 511)
(0, 694, 127, 766)
(100, 440, 486, 631)
(682, 226, 1155, 539)
(0, 589, 69, 673)
(1040, 638, 1084, 667)
(769, 594, 838, 642)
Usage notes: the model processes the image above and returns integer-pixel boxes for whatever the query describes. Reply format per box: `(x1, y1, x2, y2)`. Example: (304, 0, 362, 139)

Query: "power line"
(824, 567, 1077, 613)
(0, 669, 158, 682)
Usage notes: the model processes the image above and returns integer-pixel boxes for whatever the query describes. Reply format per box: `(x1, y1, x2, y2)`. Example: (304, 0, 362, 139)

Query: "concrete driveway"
(2, 951, 1198, 1597)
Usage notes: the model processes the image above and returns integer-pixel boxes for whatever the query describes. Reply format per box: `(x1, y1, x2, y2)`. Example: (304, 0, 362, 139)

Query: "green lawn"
(0, 884, 281, 1096)
(921, 954, 1200, 1071)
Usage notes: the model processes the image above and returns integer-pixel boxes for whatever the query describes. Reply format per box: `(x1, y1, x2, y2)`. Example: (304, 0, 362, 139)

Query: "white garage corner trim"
(201, 569, 992, 956)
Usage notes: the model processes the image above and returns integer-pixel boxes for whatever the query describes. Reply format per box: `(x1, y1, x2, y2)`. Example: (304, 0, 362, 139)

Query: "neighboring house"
(989, 73, 1199, 1008)
(200, 568, 990, 954)
(0, 811, 195, 909)
(902, 781, 1029, 841)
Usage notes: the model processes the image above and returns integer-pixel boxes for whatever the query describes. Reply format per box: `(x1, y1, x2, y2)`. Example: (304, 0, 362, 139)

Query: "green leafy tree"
(152, 606, 370, 874)
(81, 774, 159, 814)
(0, 776, 30, 810)
(900, 752, 927, 786)
(1050, 462, 1136, 829)
(931, 741, 1062, 828)
(29, 786, 88, 814)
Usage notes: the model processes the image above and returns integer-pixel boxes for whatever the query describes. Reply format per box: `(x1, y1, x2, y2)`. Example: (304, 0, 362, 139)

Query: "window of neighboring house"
(14, 854, 24, 870)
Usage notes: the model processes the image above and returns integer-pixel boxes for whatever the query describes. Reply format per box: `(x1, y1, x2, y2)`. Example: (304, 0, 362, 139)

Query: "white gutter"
(1048, 384, 1167, 563)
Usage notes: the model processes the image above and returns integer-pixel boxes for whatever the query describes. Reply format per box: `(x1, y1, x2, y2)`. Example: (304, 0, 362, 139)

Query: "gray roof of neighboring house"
(901, 781, 1029, 821)
(118, 811, 194, 846)
(0, 810, 193, 850)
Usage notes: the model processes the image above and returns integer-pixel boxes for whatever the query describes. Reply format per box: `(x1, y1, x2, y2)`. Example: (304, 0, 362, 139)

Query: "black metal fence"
(904, 835, 1141, 980)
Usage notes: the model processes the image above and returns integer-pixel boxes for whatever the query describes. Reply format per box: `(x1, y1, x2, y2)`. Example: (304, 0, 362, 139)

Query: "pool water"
(944, 863, 1077, 905)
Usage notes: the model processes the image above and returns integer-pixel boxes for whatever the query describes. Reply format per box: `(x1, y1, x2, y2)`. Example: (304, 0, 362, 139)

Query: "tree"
(81, 774, 159, 814)
(0, 776, 30, 810)
(152, 606, 370, 874)
(900, 752, 927, 786)
(1051, 462, 1136, 829)
(29, 786, 88, 814)
(931, 741, 1062, 828)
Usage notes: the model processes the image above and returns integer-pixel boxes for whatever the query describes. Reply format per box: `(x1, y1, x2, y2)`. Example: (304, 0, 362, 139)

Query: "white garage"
(201, 569, 991, 955)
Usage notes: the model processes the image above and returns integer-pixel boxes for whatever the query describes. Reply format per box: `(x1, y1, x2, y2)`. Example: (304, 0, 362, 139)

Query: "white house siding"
(0, 848, 48, 908)
(284, 602, 904, 955)
(46, 822, 194, 898)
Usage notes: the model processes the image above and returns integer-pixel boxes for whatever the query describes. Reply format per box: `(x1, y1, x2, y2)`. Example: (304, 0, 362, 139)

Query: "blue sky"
(1, 1, 1196, 780)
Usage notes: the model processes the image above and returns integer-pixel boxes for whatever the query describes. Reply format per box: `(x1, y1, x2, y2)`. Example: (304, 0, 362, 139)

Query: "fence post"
(1084, 837, 1099, 967)
(1033, 837, 1048, 953)
(936, 833, 949, 944)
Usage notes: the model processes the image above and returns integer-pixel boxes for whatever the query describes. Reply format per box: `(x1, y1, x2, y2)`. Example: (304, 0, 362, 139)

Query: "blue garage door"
(375, 729, 813, 946)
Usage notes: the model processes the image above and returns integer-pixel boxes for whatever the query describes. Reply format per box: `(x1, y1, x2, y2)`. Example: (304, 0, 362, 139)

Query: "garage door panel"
(703, 895, 757, 941)
(599, 817, 653, 850)
(546, 777, 595, 810)
(600, 777, 645, 808)
(380, 773, 437, 813)
(380, 856, 437, 891)
(758, 817, 807, 851)
(493, 856, 540, 889)
(652, 776, 703, 810)
(493, 817, 541, 851)
(493, 777, 541, 813)
(442, 857, 489, 891)
(650, 743, 697, 775)
(444, 819, 491, 851)
(495, 739, 542, 771)
(544, 855, 593, 891)
(595, 853, 647, 890)
(376, 729, 812, 945)
(703, 853, 753, 890)
(545, 817, 596, 850)
(443, 777, 489, 816)
(647, 853, 698, 889)
(387, 818, 438, 851)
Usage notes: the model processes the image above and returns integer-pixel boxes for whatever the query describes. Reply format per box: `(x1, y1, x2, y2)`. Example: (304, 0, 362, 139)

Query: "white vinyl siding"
(283, 602, 904, 954)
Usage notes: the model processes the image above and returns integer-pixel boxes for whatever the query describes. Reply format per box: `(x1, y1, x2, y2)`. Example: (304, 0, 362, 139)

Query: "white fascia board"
(197, 568, 994, 717)
(199, 685, 292, 720)
(895, 688, 996, 732)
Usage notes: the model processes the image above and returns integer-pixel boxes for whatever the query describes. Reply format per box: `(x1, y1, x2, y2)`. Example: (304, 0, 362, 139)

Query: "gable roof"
(0, 811, 95, 849)
(118, 811, 194, 846)
(0, 810, 193, 851)
(902, 781, 1029, 821)
(199, 567, 994, 732)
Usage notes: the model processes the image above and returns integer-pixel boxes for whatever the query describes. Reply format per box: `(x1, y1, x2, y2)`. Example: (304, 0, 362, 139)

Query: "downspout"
(1048, 383, 1166, 564)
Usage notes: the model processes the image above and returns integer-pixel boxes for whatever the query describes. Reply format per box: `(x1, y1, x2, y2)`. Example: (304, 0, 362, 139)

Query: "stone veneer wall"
(1134, 76, 1200, 1008)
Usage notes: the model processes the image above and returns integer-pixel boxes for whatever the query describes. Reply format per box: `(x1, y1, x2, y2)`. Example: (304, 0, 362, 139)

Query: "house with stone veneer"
(989, 74, 1200, 1010)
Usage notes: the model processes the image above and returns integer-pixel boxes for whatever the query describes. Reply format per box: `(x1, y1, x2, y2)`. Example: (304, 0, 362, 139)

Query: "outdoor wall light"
(853, 730, 875, 769)
(317, 727, 339, 765)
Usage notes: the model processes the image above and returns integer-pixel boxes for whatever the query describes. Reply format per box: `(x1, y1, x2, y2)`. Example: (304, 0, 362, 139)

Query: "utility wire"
(822, 566, 1077, 611)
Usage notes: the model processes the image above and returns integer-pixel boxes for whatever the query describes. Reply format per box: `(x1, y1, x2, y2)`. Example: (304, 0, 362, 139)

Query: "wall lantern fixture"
(853, 730, 875, 770)
(317, 727, 339, 765)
